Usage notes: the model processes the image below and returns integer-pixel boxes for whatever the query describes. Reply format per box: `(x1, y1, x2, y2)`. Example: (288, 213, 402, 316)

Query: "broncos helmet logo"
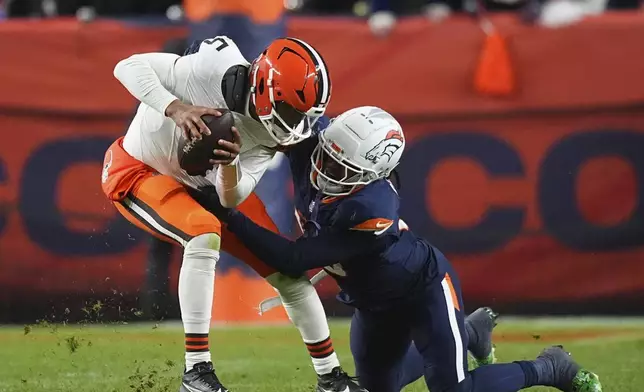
(364, 130, 404, 164)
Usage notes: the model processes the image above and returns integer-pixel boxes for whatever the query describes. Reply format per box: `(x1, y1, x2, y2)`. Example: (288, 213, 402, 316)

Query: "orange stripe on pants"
(444, 273, 461, 312)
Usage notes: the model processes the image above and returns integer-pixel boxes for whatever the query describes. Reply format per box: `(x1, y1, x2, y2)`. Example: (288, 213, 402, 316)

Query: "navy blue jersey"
(283, 137, 439, 309)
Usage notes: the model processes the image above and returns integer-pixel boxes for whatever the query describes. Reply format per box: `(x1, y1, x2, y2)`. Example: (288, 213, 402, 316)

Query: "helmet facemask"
(310, 134, 378, 197)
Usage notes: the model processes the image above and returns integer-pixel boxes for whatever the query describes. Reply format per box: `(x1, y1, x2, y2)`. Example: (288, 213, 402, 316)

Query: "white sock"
(266, 273, 341, 375)
(179, 233, 220, 370)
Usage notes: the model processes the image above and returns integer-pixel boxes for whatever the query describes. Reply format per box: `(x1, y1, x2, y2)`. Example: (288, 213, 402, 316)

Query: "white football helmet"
(310, 106, 405, 196)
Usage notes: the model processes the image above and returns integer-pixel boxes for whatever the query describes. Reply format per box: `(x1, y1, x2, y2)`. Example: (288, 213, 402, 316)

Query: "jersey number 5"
(203, 37, 229, 51)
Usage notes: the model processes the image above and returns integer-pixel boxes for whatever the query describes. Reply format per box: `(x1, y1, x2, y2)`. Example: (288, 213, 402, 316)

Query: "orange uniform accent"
(101, 137, 153, 201)
(185, 337, 209, 342)
(320, 195, 342, 204)
(305, 337, 335, 359)
(101, 137, 280, 277)
(186, 344, 209, 350)
(385, 129, 404, 142)
(444, 273, 461, 312)
(103, 138, 221, 244)
(185, 333, 209, 352)
(351, 218, 394, 232)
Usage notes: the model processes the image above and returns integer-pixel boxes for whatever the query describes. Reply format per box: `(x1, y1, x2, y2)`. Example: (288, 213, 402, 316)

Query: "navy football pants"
(350, 251, 526, 392)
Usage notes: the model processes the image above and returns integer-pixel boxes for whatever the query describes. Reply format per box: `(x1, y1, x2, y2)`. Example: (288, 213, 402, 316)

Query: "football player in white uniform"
(101, 36, 365, 392)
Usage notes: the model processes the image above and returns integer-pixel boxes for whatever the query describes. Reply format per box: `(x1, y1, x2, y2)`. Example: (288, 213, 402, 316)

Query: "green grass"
(0, 318, 642, 392)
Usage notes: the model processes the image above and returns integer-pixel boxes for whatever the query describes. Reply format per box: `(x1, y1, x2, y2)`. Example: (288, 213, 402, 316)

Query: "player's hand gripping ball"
(165, 100, 221, 141)
(179, 110, 241, 176)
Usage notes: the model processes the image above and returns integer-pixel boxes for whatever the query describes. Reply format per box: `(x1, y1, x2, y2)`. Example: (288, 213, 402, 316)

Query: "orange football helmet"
(250, 37, 331, 145)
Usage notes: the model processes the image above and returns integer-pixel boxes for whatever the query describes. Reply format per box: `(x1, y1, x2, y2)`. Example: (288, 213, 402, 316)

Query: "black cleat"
(179, 362, 229, 392)
(316, 367, 368, 392)
(465, 307, 499, 367)
(537, 346, 602, 392)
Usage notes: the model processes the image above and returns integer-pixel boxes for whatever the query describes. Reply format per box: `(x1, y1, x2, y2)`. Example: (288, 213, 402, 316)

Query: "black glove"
(186, 186, 236, 224)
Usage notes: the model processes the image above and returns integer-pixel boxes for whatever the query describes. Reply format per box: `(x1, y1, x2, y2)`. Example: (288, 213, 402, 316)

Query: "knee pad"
(265, 273, 314, 303)
(183, 233, 221, 270)
(186, 232, 221, 251)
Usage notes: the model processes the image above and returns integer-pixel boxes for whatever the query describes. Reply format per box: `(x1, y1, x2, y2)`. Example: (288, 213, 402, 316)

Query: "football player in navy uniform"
(189, 106, 602, 392)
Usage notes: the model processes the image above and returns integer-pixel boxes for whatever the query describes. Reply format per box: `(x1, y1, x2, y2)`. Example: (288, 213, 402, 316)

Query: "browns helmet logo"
(364, 130, 404, 164)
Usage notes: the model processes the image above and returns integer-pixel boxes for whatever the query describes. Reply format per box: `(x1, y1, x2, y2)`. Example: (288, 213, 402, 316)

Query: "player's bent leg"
(350, 308, 413, 392)
(113, 175, 228, 392)
(414, 253, 602, 392)
(395, 343, 427, 390)
(411, 254, 526, 392)
(115, 175, 222, 247)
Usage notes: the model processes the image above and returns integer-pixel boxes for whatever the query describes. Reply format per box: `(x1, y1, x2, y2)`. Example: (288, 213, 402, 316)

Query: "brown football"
(179, 110, 235, 176)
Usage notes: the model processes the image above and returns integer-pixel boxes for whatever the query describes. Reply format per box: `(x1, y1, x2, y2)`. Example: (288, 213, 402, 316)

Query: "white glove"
(368, 11, 397, 37)
(425, 3, 452, 23)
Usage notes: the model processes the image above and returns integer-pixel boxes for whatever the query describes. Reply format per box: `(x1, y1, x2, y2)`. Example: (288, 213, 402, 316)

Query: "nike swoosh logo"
(374, 221, 393, 235)
(375, 221, 391, 229)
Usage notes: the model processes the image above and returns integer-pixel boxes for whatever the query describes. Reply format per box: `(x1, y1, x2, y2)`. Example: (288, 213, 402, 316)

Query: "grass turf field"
(0, 318, 642, 392)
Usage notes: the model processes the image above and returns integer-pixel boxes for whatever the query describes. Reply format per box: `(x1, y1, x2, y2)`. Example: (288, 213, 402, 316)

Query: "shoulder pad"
(221, 64, 250, 114)
(331, 184, 399, 235)
(187, 36, 248, 84)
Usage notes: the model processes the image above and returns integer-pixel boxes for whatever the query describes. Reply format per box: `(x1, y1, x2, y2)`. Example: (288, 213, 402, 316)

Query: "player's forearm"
(186, 186, 377, 275)
(113, 53, 179, 115)
(215, 159, 255, 207)
(226, 213, 323, 277)
(226, 214, 381, 276)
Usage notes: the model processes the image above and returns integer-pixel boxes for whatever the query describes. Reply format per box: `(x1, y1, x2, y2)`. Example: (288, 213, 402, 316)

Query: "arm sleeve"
(113, 52, 180, 115)
(226, 212, 382, 277)
(215, 146, 275, 207)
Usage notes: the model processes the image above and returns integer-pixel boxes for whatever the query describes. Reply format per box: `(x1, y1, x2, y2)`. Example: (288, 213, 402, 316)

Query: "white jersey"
(115, 36, 277, 206)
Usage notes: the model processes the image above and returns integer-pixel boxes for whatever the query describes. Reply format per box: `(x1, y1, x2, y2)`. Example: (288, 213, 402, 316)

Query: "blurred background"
(0, 0, 643, 326)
